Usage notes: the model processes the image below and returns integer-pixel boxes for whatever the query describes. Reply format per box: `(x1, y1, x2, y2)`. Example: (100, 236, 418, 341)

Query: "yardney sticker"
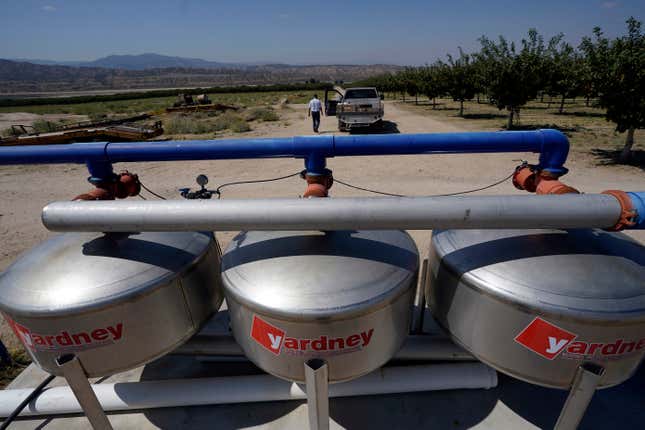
(6, 316, 124, 352)
(250, 315, 374, 357)
(514, 317, 645, 360)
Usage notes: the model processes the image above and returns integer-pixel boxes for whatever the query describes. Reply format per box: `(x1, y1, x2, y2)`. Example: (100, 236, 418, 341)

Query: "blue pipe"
(627, 192, 645, 229)
(0, 130, 569, 176)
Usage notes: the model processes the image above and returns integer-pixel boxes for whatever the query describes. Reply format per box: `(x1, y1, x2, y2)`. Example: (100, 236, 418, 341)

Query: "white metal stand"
(554, 363, 605, 430)
(56, 354, 113, 430)
(305, 359, 330, 430)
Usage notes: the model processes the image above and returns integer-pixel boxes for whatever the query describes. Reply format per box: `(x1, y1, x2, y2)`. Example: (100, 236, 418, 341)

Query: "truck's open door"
(324, 88, 344, 116)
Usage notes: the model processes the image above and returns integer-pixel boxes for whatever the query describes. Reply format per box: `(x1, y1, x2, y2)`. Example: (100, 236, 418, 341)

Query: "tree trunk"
(477, 94, 480, 104)
(415, 94, 418, 105)
(547, 96, 552, 109)
(585, 96, 590, 107)
(432, 98, 436, 109)
(403, 93, 406, 103)
(559, 95, 566, 114)
(619, 127, 635, 163)
(540, 93, 544, 103)
(507, 109, 514, 129)
(459, 100, 464, 117)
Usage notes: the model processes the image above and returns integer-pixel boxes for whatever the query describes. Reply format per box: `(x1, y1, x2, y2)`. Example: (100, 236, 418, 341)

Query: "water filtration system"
(0, 130, 643, 430)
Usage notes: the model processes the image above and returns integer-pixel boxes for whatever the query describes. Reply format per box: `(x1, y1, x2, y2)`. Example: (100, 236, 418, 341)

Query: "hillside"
(0, 58, 401, 93)
(82, 53, 242, 70)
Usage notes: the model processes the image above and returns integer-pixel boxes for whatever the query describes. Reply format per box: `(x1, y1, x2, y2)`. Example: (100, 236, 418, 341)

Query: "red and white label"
(250, 315, 374, 356)
(5, 316, 124, 352)
(515, 317, 645, 360)
(250, 315, 285, 355)
(514, 317, 577, 360)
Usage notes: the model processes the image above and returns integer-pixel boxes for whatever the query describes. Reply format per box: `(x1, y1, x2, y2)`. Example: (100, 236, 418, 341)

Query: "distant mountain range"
(0, 55, 402, 94)
(9, 53, 333, 70)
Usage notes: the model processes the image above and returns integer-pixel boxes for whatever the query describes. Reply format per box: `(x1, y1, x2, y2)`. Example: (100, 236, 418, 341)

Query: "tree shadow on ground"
(504, 123, 579, 133)
(461, 113, 507, 119)
(591, 148, 645, 172)
(348, 120, 399, 134)
(554, 111, 605, 118)
(434, 107, 460, 111)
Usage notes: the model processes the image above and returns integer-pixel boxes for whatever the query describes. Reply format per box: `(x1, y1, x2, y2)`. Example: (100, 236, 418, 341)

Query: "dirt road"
(0, 101, 643, 349)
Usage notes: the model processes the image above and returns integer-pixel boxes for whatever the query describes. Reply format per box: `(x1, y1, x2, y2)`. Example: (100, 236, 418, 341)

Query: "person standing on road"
(307, 94, 324, 133)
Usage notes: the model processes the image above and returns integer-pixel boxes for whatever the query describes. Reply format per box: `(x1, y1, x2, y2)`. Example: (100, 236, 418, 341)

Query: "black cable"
(333, 178, 404, 197)
(334, 171, 516, 198)
(139, 182, 167, 200)
(215, 171, 301, 198)
(0, 374, 55, 429)
(138, 194, 147, 200)
(430, 171, 516, 196)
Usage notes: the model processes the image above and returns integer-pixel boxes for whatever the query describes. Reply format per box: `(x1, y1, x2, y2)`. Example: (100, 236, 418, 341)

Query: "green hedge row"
(0, 82, 333, 107)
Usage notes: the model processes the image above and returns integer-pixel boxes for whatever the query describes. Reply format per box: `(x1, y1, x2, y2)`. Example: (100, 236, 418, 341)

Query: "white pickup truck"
(324, 87, 384, 131)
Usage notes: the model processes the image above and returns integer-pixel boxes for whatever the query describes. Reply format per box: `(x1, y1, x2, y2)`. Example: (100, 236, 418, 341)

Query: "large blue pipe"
(0, 129, 569, 176)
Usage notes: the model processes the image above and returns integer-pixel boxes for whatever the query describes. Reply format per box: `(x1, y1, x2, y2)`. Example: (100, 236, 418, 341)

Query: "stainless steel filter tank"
(427, 228, 645, 389)
(221, 230, 419, 383)
(0, 231, 223, 377)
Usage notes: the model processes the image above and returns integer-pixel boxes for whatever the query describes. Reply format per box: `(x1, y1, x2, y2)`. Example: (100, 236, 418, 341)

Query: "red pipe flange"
(303, 170, 333, 198)
(602, 190, 637, 231)
(73, 171, 141, 201)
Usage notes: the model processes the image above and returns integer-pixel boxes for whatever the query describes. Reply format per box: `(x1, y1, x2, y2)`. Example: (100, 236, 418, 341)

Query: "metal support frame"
(56, 354, 113, 430)
(411, 258, 428, 334)
(305, 359, 330, 430)
(171, 334, 474, 361)
(554, 363, 605, 430)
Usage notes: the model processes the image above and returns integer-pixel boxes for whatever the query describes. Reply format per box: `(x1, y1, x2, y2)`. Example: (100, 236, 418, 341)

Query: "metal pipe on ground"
(171, 335, 475, 361)
(0, 363, 497, 418)
(42, 193, 643, 232)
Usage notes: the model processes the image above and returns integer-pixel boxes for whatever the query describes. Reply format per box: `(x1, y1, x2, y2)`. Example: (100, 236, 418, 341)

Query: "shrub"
(32, 119, 61, 133)
(164, 115, 213, 134)
(213, 111, 251, 132)
(245, 107, 279, 122)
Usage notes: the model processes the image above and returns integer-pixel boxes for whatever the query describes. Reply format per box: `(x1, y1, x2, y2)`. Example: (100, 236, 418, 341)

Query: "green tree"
(546, 37, 582, 113)
(580, 17, 645, 162)
(400, 68, 421, 104)
(477, 29, 551, 128)
(445, 49, 478, 116)
(419, 63, 448, 109)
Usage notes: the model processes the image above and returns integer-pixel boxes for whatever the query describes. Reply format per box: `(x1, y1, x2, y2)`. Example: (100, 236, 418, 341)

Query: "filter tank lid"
(221, 230, 419, 320)
(0, 231, 213, 317)
(431, 229, 645, 319)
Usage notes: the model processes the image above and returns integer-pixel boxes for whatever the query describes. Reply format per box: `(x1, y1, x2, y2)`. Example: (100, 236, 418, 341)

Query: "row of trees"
(359, 18, 643, 161)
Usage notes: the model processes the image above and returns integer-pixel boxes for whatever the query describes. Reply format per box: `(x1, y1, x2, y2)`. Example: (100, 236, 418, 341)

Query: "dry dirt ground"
(0, 101, 643, 350)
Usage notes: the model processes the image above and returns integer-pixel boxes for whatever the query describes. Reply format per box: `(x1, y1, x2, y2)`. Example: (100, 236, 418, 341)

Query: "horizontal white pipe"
(41, 194, 622, 232)
(172, 334, 475, 361)
(1, 363, 496, 417)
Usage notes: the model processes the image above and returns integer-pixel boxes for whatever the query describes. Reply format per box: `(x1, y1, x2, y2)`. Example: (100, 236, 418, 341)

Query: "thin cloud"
(601, 1, 619, 8)
(42, 5, 56, 11)
(279, 13, 289, 19)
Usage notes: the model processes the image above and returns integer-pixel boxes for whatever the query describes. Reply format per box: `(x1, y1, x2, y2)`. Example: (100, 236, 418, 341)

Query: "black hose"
(0, 374, 55, 429)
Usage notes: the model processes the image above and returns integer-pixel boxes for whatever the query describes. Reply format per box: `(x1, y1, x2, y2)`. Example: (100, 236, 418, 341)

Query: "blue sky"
(1, 0, 643, 65)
